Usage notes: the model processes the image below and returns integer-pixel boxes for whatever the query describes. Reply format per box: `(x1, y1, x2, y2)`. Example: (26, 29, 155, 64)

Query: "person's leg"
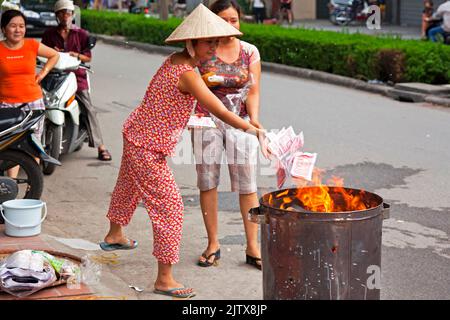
(7, 166, 20, 178)
(104, 138, 141, 245)
(104, 221, 130, 245)
(31, 114, 45, 165)
(257, 8, 263, 23)
(253, 8, 258, 23)
(198, 187, 221, 264)
(155, 261, 194, 296)
(76, 90, 111, 160)
(288, 9, 293, 24)
(226, 127, 261, 267)
(138, 152, 193, 295)
(422, 20, 427, 38)
(191, 127, 223, 265)
(429, 26, 445, 42)
(239, 192, 260, 258)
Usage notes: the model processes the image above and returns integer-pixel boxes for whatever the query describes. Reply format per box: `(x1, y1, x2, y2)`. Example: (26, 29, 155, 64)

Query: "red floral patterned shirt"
(123, 54, 195, 156)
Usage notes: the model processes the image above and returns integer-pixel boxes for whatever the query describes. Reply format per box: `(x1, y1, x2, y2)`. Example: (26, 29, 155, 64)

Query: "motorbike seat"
(0, 107, 27, 133)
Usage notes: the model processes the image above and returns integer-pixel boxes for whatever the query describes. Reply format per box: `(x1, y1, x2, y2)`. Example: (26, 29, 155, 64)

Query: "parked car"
(20, 0, 58, 35)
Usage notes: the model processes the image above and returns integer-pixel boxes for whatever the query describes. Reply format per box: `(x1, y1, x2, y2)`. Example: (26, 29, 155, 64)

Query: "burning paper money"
(266, 126, 317, 188)
(290, 152, 317, 181)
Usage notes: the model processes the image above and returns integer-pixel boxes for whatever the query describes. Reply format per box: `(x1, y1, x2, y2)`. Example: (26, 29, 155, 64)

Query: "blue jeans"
(428, 25, 445, 42)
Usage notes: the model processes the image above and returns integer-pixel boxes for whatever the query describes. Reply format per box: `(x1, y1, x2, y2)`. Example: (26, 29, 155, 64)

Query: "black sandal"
(98, 149, 112, 161)
(197, 249, 221, 267)
(246, 254, 262, 270)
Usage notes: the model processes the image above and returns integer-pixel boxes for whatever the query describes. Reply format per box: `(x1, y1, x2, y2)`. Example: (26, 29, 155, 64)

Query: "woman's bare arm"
(36, 43, 59, 83)
(246, 61, 262, 128)
(180, 70, 257, 133)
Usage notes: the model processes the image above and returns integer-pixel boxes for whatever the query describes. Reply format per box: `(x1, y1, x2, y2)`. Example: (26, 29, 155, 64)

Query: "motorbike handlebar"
(79, 63, 93, 73)
(36, 59, 93, 73)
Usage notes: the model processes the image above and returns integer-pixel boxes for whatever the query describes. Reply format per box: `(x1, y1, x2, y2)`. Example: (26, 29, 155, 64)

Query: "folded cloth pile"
(0, 250, 57, 297)
(266, 126, 317, 188)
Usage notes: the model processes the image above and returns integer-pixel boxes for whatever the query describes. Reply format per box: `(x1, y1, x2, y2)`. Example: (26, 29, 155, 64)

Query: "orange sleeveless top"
(0, 39, 43, 103)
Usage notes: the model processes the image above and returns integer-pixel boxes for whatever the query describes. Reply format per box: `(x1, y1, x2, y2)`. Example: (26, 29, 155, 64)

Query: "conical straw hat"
(165, 3, 243, 43)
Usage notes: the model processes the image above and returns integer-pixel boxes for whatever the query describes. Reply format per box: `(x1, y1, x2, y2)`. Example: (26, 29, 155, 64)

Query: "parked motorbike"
(0, 105, 61, 208)
(38, 37, 96, 175)
(329, 0, 370, 26)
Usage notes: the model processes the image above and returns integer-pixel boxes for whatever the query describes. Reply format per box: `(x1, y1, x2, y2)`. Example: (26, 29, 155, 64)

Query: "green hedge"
(81, 10, 450, 84)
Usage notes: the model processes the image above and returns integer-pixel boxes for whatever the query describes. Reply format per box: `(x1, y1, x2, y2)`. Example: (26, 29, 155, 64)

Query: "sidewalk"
(0, 199, 265, 300)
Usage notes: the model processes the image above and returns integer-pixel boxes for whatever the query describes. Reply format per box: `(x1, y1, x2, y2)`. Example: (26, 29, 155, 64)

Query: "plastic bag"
(80, 254, 102, 286)
(0, 250, 57, 298)
(32, 250, 80, 281)
(210, 75, 254, 132)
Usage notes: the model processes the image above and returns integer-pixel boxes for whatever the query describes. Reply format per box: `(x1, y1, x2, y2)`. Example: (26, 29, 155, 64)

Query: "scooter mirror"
(87, 36, 97, 50)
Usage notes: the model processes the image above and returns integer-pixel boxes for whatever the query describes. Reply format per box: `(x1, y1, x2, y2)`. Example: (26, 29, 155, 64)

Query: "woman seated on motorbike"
(0, 9, 59, 176)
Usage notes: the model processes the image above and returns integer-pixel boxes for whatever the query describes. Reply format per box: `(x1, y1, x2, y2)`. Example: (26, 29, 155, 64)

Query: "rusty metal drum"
(249, 186, 390, 300)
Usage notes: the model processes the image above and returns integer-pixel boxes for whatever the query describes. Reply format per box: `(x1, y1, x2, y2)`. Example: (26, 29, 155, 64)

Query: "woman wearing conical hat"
(99, 4, 267, 299)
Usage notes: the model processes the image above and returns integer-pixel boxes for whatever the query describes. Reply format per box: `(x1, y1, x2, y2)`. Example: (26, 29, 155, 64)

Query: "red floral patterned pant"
(107, 137, 184, 264)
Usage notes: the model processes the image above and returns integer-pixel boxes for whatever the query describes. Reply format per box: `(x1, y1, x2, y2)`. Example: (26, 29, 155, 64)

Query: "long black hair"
(210, 0, 241, 17)
(1, 9, 27, 31)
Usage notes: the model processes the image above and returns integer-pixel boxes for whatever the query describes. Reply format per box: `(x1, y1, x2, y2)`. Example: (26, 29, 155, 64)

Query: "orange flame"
(270, 169, 369, 213)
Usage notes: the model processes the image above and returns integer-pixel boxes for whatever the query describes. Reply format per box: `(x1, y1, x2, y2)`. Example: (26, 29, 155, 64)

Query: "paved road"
(40, 41, 450, 300)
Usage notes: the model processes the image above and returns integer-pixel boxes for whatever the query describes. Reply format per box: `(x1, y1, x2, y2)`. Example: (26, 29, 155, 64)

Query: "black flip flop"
(246, 254, 262, 270)
(197, 249, 221, 267)
(98, 149, 112, 161)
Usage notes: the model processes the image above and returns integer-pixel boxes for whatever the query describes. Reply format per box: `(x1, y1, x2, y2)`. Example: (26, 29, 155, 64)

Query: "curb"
(95, 34, 450, 108)
(261, 61, 393, 97)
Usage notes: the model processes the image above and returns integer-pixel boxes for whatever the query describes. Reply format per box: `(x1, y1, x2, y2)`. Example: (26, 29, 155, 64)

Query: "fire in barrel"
(249, 177, 390, 300)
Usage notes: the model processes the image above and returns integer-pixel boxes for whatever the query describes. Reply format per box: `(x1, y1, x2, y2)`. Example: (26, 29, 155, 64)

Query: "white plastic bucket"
(0, 199, 47, 237)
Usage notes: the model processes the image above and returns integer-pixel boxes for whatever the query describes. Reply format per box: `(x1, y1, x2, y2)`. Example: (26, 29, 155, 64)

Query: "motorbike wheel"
(0, 150, 43, 199)
(42, 123, 62, 175)
(330, 15, 338, 25)
(336, 11, 350, 26)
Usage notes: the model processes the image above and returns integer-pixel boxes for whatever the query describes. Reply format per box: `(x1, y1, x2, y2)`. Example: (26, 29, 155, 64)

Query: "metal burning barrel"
(249, 186, 390, 300)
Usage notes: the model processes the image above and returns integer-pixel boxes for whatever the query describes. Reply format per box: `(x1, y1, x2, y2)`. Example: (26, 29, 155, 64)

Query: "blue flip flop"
(154, 287, 196, 299)
(99, 239, 138, 251)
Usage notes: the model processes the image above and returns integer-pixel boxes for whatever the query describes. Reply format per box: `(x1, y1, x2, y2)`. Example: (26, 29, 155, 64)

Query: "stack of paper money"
(266, 126, 317, 188)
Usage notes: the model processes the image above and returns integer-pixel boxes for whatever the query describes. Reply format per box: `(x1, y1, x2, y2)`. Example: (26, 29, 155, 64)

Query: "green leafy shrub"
(81, 10, 450, 84)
